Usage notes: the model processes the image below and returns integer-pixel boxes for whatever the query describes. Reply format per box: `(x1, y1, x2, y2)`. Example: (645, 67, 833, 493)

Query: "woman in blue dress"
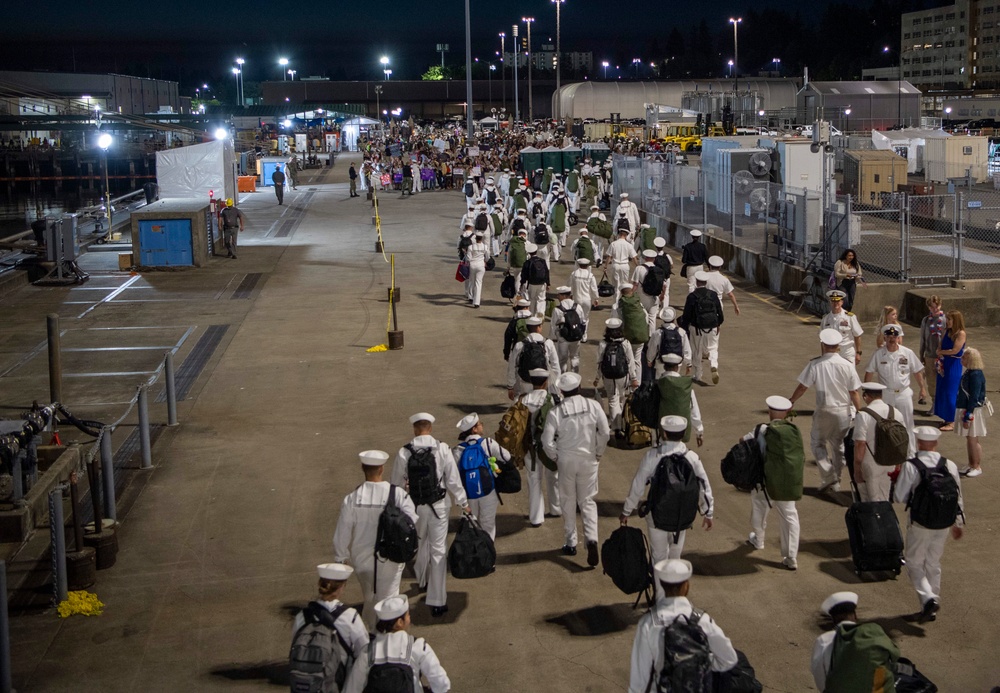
(933, 310, 967, 431)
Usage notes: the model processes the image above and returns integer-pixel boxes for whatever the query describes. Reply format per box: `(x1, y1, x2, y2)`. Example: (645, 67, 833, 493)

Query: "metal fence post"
(899, 192, 907, 281)
(0, 561, 12, 693)
(49, 487, 68, 605)
(731, 173, 737, 245)
(956, 191, 965, 279)
(137, 386, 152, 470)
(702, 169, 708, 230)
(46, 314, 62, 404)
(164, 351, 178, 427)
(100, 427, 116, 521)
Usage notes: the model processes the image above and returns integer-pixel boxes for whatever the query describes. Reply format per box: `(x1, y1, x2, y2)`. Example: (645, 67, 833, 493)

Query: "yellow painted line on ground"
(738, 285, 817, 324)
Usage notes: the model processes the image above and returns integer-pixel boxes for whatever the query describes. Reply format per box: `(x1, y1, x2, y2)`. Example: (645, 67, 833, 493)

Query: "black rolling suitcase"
(844, 481, 904, 577)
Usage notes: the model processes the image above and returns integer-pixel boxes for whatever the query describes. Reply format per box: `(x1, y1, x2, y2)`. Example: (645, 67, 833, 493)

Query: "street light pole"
(499, 32, 506, 113)
(729, 17, 742, 93)
(551, 0, 564, 121)
(279, 58, 289, 81)
(375, 85, 382, 122)
(236, 58, 245, 105)
(489, 64, 495, 110)
(512, 25, 520, 123)
(522, 17, 534, 122)
(464, 0, 474, 136)
(602, 61, 609, 80)
(884, 46, 902, 127)
(232, 67, 240, 105)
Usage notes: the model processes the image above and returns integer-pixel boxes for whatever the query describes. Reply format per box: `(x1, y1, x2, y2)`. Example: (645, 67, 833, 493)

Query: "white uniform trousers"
(840, 345, 857, 365)
(611, 262, 631, 302)
(812, 406, 853, 486)
(688, 328, 718, 380)
(414, 501, 450, 608)
(557, 340, 581, 373)
(354, 553, 404, 631)
(856, 458, 893, 502)
(647, 519, 686, 599)
(603, 376, 629, 431)
(883, 387, 917, 457)
(904, 523, 949, 607)
(686, 264, 704, 292)
(639, 293, 659, 335)
(557, 454, 600, 548)
(549, 237, 562, 262)
(527, 284, 547, 316)
(581, 302, 594, 342)
(467, 260, 486, 306)
(749, 488, 800, 563)
(468, 491, 498, 541)
(526, 455, 561, 525)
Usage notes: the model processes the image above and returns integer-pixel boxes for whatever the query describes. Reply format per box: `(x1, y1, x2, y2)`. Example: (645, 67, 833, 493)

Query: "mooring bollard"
(46, 313, 62, 404)
(100, 427, 116, 521)
(137, 386, 152, 469)
(0, 561, 12, 693)
(164, 351, 178, 427)
(49, 487, 68, 604)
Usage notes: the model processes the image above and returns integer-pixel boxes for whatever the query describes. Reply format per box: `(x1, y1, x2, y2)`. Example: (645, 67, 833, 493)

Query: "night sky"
(3, 0, 881, 89)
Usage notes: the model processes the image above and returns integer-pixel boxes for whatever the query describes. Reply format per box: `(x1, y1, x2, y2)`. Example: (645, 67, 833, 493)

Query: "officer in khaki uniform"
(819, 290, 863, 365)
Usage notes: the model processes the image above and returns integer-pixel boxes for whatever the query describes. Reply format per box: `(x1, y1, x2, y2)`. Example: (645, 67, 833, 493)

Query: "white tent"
(156, 140, 236, 202)
(341, 117, 380, 152)
(871, 128, 951, 174)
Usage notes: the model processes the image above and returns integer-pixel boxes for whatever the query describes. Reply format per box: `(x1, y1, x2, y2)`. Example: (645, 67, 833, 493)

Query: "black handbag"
(485, 257, 496, 271)
(597, 270, 615, 298)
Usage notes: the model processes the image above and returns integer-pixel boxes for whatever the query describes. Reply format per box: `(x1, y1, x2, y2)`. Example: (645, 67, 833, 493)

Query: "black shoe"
(918, 598, 940, 623)
(561, 544, 577, 556)
(530, 522, 542, 528)
(473, 305, 480, 309)
(231, 253, 237, 259)
(430, 605, 449, 617)
(586, 541, 599, 567)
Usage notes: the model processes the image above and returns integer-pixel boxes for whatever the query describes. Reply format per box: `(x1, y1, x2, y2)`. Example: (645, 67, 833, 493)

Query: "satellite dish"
(748, 151, 772, 177)
(734, 170, 755, 195)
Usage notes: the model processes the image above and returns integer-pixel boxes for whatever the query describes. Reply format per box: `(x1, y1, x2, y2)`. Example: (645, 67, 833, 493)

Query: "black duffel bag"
(448, 516, 496, 579)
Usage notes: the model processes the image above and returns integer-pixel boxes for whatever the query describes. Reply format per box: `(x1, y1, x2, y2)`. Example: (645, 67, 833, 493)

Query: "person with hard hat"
(290, 563, 369, 659)
(646, 307, 692, 381)
(819, 290, 864, 365)
(789, 329, 864, 494)
(628, 559, 738, 692)
(391, 414, 471, 618)
(454, 413, 511, 541)
(595, 317, 639, 436)
(680, 229, 708, 293)
(332, 450, 418, 630)
(865, 323, 928, 457)
(521, 367, 563, 527)
(810, 591, 900, 692)
(507, 316, 561, 399)
(605, 227, 639, 303)
(218, 198, 245, 259)
(743, 396, 802, 570)
(852, 382, 898, 502)
(569, 257, 600, 342)
(893, 425, 965, 623)
(342, 596, 452, 693)
(679, 271, 724, 385)
(541, 372, 611, 567)
(549, 286, 586, 374)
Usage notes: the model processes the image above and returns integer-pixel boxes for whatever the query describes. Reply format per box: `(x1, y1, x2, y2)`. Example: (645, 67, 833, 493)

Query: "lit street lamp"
(772, 57, 781, 76)
(97, 132, 112, 229)
(279, 58, 289, 81)
(729, 17, 742, 92)
(632, 58, 641, 79)
(287, 69, 297, 80)
(727, 60, 734, 78)
(602, 61, 609, 80)
(844, 107, 852, 133)
(380, 56, 390, 80)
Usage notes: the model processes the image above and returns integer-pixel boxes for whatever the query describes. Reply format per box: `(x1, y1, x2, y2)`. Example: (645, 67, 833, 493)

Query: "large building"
(503, 49, 594, 74)
(0, 71, 187, 116)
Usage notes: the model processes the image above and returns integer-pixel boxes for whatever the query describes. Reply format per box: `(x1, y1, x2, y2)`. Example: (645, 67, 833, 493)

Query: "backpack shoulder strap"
(861, 406, 884, 423)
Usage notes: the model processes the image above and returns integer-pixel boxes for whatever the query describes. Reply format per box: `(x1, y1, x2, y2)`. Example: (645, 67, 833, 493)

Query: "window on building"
(935, 14, 943, 20)
(923, 69, 933, 75)
(924, 16, 933, 22)
(960, 39, 966, 46)
(964, 146, 973, 154)
(913, 17, 922, 25)
(874, 174, 881, 183)
(985, 6, 995, 14)
(961, 10, 966, 18)
(946, 40, 956, 46)
(947, 12, 956, 19)
(905, 32, 912, 39)
(985, 20, 994, 28)
(985, 35, 995, 43)
(924, 29, 933, 36)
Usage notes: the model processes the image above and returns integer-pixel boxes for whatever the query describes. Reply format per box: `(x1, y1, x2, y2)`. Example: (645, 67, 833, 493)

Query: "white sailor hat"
(515, 298, 531, 307)
(708, 255, 724, 268)
(590, 204, 600, 210)
(821, 591, 859, 616)
(467, 177, 474, 181)
(882, 323, 904, 337)
(618, 208, 628, 216)
(826, 290, 847, 301)
(605, 318, 623, 328)
(653, 558, 692, 584)
(914, 426, 941, 442)
(526, 316, 544, 326)
(456, 413, 479, 431)
(374, 596, 409, 621)
(556, 372, 582, 392)
(528, 367, 549, 378)
(693, 271, 709, 282)
(358, 450, 390, 466)
(819, 328, 843, 346)
(653, 237, 667, 248)
(536, 168, 543, 172)
(765, 395, 793, 411)
(464, 222, 474, 229)
(525, 242, 538, 253)
(659, 307, 676, 322)
(620, 192, 629, 198)
(555, 285, 572, 294)
(642, 249, 657, 259)
(409, 412, 436, 424)
(474, 230, 485, 237)
(579, 228, 589, 235)
(317, 563, 353, 580)
(620, 282, 634, 291)
(504, 167, 510, 172)
(486, 177, 494, 184)
(577, 258, 591, 266)
(861, 382, 887, 392)
(640, 223, 650, 229)
(661, 353, 683, 365)
(534, 191, 543, 197)
(690, 230, 703, 238)
(517, 208, 527, 214)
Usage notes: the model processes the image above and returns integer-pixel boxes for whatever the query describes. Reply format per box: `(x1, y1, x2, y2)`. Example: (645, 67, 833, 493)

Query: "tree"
(422, 65, 448, 81)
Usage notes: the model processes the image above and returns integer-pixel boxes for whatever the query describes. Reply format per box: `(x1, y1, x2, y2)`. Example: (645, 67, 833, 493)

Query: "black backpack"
(464, 182, 474, 196)
(486, 188, 498, 206)
(534, 223, 550, 245)
(641, 265, 666, 296)
(363, 637, 415, 693)
(289, 602, 353, 693)
(448, 516, 496, 579)
(530, 201, 544, 218)
(601, 526, 653, 608)
(630, 381, 661, 429)
(721, 435, 765, 491)
(500, 273, 516, 299)
(654, 253, 673, 277)
(404, 445, 446, 507)
(525, 256, 547, 285)
(517, 339, 548, 382)
(511, 217, 527, 234)
(692, 289, 720, 330)
(475, 213, 490, 232)
(458, 234, 473, 260)
(558, 304, 585, 342)
(906, 457, 962, 530)
(374, 485, 418, 564)
(600, 341, 630, 380)
(658, 328, 684, 360)
(656, 611, 713, 693)
(647, 454, 702, 537)
(616, 216, 630, 233)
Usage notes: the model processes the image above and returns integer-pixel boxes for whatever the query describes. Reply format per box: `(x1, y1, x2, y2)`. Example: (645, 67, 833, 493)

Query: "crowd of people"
(288, 131, 990, 692)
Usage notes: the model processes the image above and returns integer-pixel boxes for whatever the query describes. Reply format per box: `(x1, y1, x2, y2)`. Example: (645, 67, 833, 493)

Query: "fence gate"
(905, 194, 957, 283)
(954, 189, 1000, 280)
(839, 193, 906, 281)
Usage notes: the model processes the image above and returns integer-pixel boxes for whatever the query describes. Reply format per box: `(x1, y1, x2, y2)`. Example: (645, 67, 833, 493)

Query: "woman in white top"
(343, 596, 451, 693)
(465, 231, 489, 309)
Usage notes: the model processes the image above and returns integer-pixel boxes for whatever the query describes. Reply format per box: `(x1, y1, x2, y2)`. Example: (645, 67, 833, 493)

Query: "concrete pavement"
(2, 153, 998, 691)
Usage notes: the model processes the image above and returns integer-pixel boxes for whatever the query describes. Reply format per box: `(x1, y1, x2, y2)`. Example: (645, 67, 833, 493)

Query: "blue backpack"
(458, 440, 494, 499)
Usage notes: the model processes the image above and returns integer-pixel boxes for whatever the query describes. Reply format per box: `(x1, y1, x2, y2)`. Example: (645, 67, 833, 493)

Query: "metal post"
(137, 386, 152, 469)
(701, 169, 708, 230)
(956, 191, 965, 279)
(512, 26, 520, 123)
(46, 314, 62, 404)
(0, 561, 12, 693)
(100, 427, 116, 521)
(164, 352, 178, 427)
(899, 192, 907, 281)
(49, 487, 68, 604)
(554, 0, 562, 121)
(463, 0, 473, 137)
(731, 173, 737, 245)
(10, 453, 22, 504)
